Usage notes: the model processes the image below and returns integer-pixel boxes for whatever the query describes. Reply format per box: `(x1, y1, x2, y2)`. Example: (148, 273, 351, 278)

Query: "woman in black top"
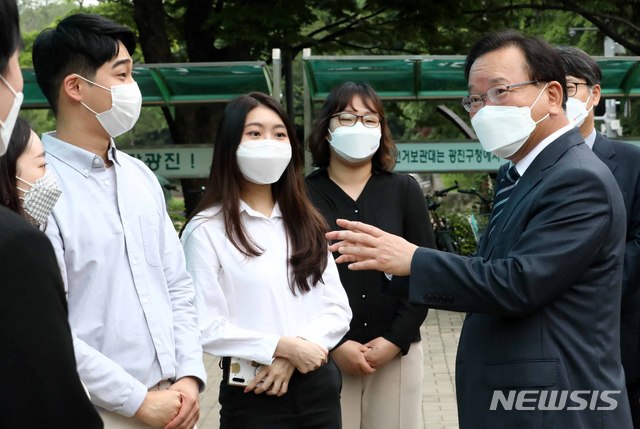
(305, 81, 436, 429)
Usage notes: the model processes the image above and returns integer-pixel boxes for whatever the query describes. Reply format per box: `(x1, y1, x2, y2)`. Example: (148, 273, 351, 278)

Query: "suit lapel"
(482, 128, 585, 257)
(592, 133, 618, 174)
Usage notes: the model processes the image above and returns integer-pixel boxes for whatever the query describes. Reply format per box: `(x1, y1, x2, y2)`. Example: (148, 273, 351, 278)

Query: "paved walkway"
(197, 309, 465, 429)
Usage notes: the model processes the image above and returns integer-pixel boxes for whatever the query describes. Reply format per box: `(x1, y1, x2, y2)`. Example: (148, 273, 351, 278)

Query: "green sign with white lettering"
(124, 145, 213, 179)
(394, 143, 502, 172)
(123, 140, 640, 178)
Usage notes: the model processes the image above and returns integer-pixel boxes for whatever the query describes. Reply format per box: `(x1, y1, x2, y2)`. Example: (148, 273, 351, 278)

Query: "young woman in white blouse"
(181, 92, 352, 429)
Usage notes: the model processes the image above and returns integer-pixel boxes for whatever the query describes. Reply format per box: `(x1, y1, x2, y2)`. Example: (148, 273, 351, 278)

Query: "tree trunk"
(174, 105, 221, 215)
(132, 0, 172, 63)
(133, 0, 223, 216)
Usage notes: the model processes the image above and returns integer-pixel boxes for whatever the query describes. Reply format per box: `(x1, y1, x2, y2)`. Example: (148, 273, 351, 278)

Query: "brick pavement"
(196, 309, 465, 429)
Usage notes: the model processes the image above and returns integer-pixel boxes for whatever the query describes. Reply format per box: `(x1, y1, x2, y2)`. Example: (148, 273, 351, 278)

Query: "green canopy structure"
(303, 55, 469, 102)
(21, 61, 275, 109)
(302, 53, 640, 132)
(19, 58, 281, 179)
(302, 54, 640, 102)
(22, 53, 639, 111)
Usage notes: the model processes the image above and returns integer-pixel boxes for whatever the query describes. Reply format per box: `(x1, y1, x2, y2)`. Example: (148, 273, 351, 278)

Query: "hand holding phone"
(227, 357, 262, 387)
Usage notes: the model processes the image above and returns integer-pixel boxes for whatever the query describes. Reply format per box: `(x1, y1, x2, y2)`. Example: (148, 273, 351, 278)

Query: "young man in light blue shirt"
(32, 13, 206, 429)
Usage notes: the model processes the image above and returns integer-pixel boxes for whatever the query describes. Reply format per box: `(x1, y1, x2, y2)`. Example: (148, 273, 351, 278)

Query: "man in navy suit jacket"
(557, 45, 640, 428)
(327, 31, 632, 429)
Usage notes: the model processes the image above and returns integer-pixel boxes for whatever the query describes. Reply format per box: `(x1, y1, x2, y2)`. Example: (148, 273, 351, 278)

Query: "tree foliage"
(463, 0, 640, 55)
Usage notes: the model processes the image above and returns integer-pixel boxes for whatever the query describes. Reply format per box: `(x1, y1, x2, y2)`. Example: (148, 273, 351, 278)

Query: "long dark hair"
(183, 92, 329, 294)
(0, 117, 31, 216)
(306, 81, 396, 173)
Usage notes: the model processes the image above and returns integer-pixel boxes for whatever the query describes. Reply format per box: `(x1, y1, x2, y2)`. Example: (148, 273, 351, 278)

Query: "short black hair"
(32, 13, 136, 115)
(0, 0, 21, 74)
(465, 30, 567, 105)
(0, 117, 31, 217)
(554, 46, 602, 86)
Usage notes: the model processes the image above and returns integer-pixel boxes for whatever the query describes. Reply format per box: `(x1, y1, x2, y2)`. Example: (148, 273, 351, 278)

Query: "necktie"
(488, 164, 520, 237)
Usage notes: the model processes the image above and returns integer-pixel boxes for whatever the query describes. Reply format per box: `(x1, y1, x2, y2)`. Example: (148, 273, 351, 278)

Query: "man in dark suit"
(326, 30, 632, 429)
(0, 0, 102, 426)
(557, 45, 640, 428)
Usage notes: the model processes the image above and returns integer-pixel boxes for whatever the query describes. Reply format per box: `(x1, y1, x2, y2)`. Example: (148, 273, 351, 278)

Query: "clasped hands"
(134, 376, 200, 429)
(244, 336, 328, 397)
(326, 219, 418, 276)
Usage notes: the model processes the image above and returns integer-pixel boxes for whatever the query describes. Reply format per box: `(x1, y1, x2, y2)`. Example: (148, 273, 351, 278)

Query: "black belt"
(220, 357, 231, 382)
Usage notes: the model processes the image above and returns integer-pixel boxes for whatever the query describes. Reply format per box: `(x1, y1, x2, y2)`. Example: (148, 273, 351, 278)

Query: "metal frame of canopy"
(21, 54, 281, 110)
(302, 52, 640, 133)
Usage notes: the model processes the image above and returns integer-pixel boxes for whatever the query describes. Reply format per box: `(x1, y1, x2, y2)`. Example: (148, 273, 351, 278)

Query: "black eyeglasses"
(566, 81, 590, 97)
(331, 113, 381, 128)
(462, 80, 540, 113)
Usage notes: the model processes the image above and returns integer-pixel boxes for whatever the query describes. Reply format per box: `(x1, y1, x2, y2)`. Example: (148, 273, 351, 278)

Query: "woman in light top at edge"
(305, 81, 436, 429)
(180, 92, 351, 429)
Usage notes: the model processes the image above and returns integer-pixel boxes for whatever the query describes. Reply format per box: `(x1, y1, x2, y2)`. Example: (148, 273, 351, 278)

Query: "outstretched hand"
(326, 219, 418, 276)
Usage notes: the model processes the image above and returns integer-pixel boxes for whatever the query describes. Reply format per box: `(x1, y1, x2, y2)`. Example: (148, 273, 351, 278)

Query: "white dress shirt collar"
(584, 128, 597, 149)
(240, 200, 282, 220)
(515, 123, 574, 177)
(199, 200, 283, 221)
(43, 132, 119, 178)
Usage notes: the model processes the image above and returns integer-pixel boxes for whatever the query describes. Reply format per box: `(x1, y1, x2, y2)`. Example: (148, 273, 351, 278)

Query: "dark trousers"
(628, 380, 640, 429)
(219, 358, 342, 429)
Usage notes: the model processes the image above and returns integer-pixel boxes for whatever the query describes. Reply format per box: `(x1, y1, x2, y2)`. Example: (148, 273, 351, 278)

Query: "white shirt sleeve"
(45, 215, 148, 417)
(295, 251, 352, 350)
(158, 210, 207, 388)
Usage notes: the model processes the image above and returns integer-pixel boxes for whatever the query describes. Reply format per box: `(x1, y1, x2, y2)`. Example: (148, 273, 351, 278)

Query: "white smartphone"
(227, 357, 262, 387)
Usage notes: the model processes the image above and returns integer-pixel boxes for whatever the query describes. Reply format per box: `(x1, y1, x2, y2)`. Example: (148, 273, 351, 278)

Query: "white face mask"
(236, 139, 292, 185)
(328, 122, 381, 163)
(0, 74, 24, 156)
(16, 170, 62, 227)
(77, 75, 142, 138)
(471, 83, 550, 159)
(566, 95, 593, 128)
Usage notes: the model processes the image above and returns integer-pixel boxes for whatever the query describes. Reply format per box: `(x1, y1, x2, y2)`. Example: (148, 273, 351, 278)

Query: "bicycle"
(426, 181, 460, 254)
(457, 186, 493, 244)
